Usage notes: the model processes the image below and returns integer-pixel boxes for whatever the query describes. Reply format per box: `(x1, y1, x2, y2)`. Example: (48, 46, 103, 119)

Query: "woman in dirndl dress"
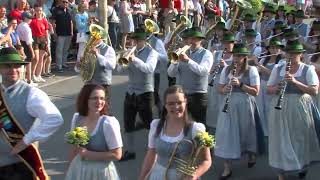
(267, 40, 320, 180)
(65, 84, 123, 180)
(206, 31, 234, 132)
(255, 38, 284, 137)
(139, 85, 212, 180)
(214, 43, 263, 179)
(119, 0, 134, 50)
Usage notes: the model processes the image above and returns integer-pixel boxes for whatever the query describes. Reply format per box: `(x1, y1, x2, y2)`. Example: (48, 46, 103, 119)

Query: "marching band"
(2, 0, 320, 180)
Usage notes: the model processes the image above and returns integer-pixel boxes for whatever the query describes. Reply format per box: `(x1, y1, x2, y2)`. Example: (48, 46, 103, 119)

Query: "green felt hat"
(286, 10, 296, 16)
(130, 28, 148, 40)
(277, 5, 285, 11)
(0, 47, 29, 65)
(312, 20, 320, 30)
(295, 10, 306, 18)
(244, 29, 257, 37)
(273, 20, 287, 30)
(263, 5, 276, 14)
(215, 21, 227, 30)
(243, 13, 257, 22)
(267, 38, 284, 48)
(283, 28, 299, 37)
(232, 43, 250, 55)
(222, 31, 235, 42)
(284, 40, 305, 53)
(180, 28, 192, 38)
(185, 27, 205, 38)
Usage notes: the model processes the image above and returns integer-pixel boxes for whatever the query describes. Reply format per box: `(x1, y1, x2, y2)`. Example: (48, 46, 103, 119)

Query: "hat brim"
(0, 60, 29, 65)
(267, 44, 284, 48)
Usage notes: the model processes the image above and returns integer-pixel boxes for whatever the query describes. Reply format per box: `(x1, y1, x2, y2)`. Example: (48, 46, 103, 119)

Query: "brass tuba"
(79, 24, 108, 82)
(228, 0, 252, 33)
(145, 19, 160, 34)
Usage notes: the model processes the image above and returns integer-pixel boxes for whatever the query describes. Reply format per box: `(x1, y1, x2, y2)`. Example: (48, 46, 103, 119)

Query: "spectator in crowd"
(108, 0, 120, 49)
(30, 4, 50, 83)
(74, 2, 89, 70)
(119, 0, 134, 50)
(88, 0, 98, 21)
(162, 0, 177, 36)
(204, 0, 221, 17)
(10, 0, 27, 23)
(131, 0, 147, 29)
(0, 6, 7, 30)
(186, 0, 194, 24)
(193, 0, 203, 27)
(2, 17, 25, 59)
(51, 0, 73, 72)
(17, 11, 36, 86)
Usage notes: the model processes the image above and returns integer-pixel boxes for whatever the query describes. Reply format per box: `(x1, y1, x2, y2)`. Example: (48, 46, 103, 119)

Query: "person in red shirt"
(204, 0, 221, 17)
(10, 0, 27, 23)
(29, 4, 49, 83)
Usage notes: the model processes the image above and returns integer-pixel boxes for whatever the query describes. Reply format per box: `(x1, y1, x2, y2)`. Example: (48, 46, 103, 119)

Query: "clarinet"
(208, 49, 226, 86)
(222, 65, 237, 113)
(274, 59, 292, 110)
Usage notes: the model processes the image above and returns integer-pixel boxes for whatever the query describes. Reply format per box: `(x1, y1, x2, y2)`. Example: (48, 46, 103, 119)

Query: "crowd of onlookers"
(0, 0, 314, 87)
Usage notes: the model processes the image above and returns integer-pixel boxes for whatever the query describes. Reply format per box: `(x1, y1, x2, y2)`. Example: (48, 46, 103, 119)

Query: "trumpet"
(222, 65, 237, 113)
(274, 59, 292, 110)
(118, 46, 137, 67)
(169, 45, 191, 64)
(208, 49, 226, 86)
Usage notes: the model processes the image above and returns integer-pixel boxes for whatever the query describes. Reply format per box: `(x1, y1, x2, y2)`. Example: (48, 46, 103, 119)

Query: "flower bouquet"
(65, 126, 90, 147)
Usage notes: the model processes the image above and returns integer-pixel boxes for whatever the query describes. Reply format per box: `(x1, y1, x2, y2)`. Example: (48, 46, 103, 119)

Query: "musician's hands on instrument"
(220, 59, 227, 66)
(230, 77, 240, 87)
(183, 175, 198, 180)
(10, 140, 28, 155)
(284, 73, 297, 84)
(179, 53, 190, 62)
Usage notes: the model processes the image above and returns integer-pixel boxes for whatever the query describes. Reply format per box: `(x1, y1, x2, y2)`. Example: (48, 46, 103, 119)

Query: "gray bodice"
(127, 46, 154, 95)
(260, 62, 277, 81)
(90, 43, 113, 85)
(178, 47, 209, 94)
(275, 63, 309, 94)
(75, 115, 109, 152)
(155, 124, 194, 168)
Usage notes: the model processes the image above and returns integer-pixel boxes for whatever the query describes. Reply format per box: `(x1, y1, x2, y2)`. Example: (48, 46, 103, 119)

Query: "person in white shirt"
(16, 11, 35, 86)
(0, 47, 63, 180)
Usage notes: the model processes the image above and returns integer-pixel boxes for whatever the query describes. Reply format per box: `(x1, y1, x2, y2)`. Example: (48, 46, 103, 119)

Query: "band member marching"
(214, 43, 264, 180)
(235, 13, 262, 44)
(267, 40, 320, 180)
(117, 28, 158, 161)
(206, 31, 235, 132)
(254, 38, 284, 137)
(257, 4, 275, 47)
(0, 47, 63, 180)
(244, 29, 262, 62)
(292, 10, 310, 39)
(168, 27, 213, 125)
(208, 21, 226, 51)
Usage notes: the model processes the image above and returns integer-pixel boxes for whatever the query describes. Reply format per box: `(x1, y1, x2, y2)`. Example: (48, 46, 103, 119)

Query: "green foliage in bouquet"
(194, 131, 215, 148)
(65, 126, 90, 146)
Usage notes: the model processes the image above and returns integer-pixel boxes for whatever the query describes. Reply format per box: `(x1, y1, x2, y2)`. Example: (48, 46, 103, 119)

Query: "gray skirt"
(206, 74, 223, 128)
(214, 92, 260, 159)
(65, 154, 120, 180)
(268, 94, 320, 172)
(147, 162, 181, 180)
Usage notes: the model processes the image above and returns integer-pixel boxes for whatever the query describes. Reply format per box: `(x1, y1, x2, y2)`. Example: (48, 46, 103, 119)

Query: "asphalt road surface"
(37, 69, 320, 180)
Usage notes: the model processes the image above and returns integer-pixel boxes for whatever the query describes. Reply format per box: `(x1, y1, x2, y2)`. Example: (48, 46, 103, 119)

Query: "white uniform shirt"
(16, 22, 33, 45)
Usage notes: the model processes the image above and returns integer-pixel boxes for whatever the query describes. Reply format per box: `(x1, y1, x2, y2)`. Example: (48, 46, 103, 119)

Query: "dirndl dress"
(206, 54, 232, 129)
(214, 66, 265, 159)
(65, 114, 121, 180)
(147, 120, 206, 180)
(268, 63, 320, 172)
(119, 1, 134, 33)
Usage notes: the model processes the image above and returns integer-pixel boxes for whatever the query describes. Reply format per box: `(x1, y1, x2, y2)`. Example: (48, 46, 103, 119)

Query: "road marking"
(39, 75, 79, 88)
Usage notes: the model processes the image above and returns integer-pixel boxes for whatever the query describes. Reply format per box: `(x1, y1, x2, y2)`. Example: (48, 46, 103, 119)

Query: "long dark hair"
(226, 55, 249, 76)
(263, 48, 282, 66)
(155, 85, 193, 137)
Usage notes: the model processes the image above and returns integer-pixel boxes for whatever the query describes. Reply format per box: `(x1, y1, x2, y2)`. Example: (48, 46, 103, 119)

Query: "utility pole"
(98, 0, 108, 31)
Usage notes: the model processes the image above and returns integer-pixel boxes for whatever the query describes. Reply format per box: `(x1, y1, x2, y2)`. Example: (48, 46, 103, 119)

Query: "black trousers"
(0, 163, 34, 180)
(186, 93, 208, 125)
(108, 22, 119, 49)
(167, 63, 176, 86)
(124, 92, 154, 132)
(154, 73, 160, 106)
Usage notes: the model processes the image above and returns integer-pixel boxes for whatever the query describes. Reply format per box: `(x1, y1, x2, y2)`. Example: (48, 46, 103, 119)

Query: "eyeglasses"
(89, 96, 106, 101)
(166, 101, 186, 106)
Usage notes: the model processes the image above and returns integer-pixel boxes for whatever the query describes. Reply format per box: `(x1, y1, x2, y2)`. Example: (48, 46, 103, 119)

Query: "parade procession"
(1, 0, 320, 179)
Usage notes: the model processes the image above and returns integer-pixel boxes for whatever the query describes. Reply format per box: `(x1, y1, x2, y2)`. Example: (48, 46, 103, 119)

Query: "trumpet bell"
(169, 45, 191, 64)
(144, 19, 160, 34)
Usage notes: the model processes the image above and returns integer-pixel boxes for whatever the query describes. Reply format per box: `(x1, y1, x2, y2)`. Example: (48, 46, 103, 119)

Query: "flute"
(208, 49, 226, 86)
(274, 58, 292, 110)
(222, 65, 237, 113)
